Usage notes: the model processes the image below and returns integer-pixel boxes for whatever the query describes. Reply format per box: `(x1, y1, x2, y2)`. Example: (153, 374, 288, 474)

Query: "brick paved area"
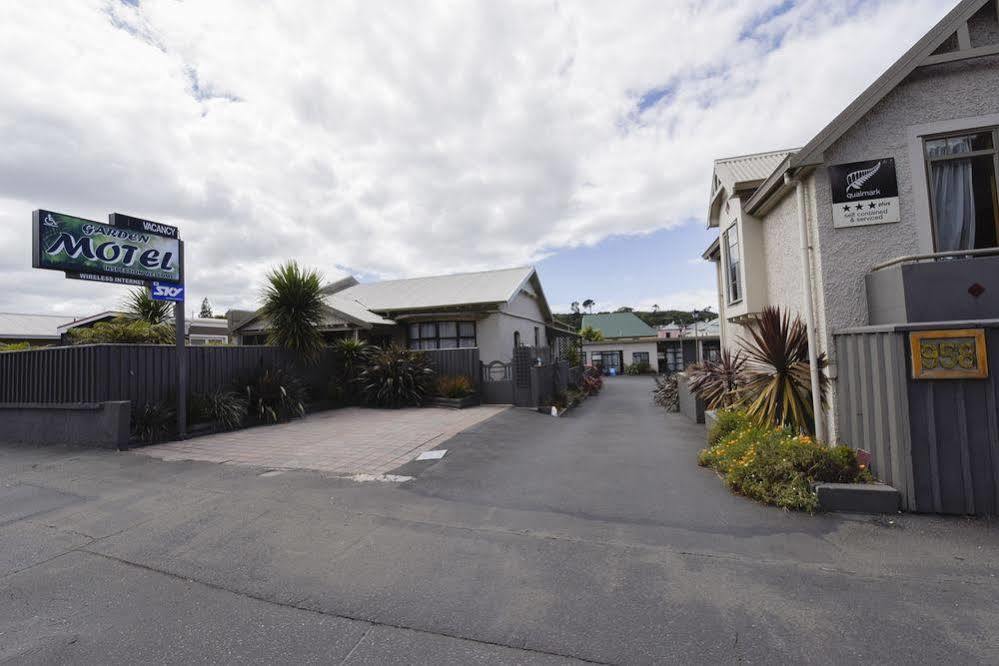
(137, 405, 508, 476)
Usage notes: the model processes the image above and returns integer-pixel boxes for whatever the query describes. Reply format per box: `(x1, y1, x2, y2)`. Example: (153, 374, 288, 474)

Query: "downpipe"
(786, 173, 826, 443)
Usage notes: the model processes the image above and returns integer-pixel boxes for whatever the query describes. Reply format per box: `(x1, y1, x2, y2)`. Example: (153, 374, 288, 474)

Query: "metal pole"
(175, 241, 187, 439)
(792, 178, 826, 443)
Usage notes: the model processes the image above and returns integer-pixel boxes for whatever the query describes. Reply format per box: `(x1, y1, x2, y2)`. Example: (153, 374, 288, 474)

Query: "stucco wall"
(762, 185, 806, 316)
(476, 290, 549, 364)
(581, 341, 659, 372)
(814, 56, 999, 338)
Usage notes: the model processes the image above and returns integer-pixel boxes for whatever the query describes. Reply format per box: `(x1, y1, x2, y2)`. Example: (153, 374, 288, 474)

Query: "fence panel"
(423, 348, 480, 387)
(835, 331, 915, 508)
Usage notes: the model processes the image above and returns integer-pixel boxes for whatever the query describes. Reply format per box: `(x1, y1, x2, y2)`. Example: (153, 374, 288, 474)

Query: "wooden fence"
(0, 344, 481, 407)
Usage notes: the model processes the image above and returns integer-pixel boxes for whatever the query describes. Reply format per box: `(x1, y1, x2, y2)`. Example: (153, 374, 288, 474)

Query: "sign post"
(32, 209, 187, 437)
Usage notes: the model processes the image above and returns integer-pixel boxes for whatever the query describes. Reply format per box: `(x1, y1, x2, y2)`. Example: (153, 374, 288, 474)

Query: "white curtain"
(929, 137, 976, 251)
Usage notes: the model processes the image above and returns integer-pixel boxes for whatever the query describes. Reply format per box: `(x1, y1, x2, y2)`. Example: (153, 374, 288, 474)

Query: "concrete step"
(815, 482, 901, 514)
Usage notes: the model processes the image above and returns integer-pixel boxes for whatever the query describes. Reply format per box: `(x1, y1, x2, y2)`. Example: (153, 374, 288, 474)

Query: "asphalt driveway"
(0, 376, 997, 664)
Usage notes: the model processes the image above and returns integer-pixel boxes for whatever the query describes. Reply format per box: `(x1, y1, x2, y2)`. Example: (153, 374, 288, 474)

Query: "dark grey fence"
(423, 347, 480, 388)
(836, 323, 999, 515)
(0, 344, 481, 409)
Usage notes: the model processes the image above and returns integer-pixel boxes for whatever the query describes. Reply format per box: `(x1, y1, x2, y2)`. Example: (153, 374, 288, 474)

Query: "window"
(407, 321, 476, 350)
(581, 351, 587, 365)
(664, 345, 683, 373)
(632, 351, 650, 365)
(514, 331, 521, 347)
(724, 225, 741, 304)
(533, 327, 539, 347)
(924, 129, 999, 251)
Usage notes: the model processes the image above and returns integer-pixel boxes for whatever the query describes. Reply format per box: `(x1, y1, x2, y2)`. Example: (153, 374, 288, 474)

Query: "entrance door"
(601, 351, 623, 375)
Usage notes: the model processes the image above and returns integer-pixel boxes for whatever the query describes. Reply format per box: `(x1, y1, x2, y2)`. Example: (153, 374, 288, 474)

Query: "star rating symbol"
(855, 204, 864, 211)
(869, 202, 877, 209)
(842, 205, 851, 212)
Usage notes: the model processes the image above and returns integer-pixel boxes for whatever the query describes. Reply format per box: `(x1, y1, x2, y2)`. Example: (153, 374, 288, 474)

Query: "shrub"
(707, 409, 752, 447)
(69, 317, 174, 344)
(436, 375, 473, 398)
(243, 366, 308, 424)
(624, 361, 651, 376)
(652, 374, 679, 412)
(0, 342, 30, 351)
(564, 345, 581, 367)
(581, 366, 603, 396)
(687, 350, 747, 409)
(358, 345, 436, 408)
(330, 338, 371, 404)
(579, 326, 604, 341)
(698, 414, 871, 512)
(132, 401, 176, 443)
(190, 389, 248, 431)
(740, 306, 828, 435)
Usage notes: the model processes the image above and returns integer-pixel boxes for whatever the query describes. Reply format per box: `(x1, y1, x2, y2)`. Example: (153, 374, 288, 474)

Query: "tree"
(570, 301, 580, 314)
(261, 261, 326, 362)
(125, 288, 171, 325)
(582, 299, 595, 313)
(199, 298, 213, 318)
(580, 325, 604, 341)
(652, 304, 660, 314)
(615, 306, 633, 313)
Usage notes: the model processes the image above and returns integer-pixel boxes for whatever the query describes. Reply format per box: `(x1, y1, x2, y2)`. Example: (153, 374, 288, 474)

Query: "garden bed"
(430, 394, 480, 409)
(700, 410, 873, 512)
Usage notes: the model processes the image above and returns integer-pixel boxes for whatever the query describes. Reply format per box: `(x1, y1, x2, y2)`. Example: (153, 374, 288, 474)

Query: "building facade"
(704, 0, 999, 444)
(233, 266, 566, 365)
(581, 312, 659, 374)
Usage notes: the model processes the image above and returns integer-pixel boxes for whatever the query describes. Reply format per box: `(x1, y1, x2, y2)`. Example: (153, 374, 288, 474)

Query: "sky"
(0, 0, 954, 318)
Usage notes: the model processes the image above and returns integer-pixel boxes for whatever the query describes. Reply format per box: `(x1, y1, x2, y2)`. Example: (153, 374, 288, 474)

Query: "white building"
(234, 266, 565, 365)
(703, 0, 999, 443)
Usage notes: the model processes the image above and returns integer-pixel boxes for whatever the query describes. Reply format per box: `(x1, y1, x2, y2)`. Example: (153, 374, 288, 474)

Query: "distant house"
(232, 266, 567, 364)
(581, 312, 658, 374)
(656, 319, 721, 373)
(0, 312, 77, 346)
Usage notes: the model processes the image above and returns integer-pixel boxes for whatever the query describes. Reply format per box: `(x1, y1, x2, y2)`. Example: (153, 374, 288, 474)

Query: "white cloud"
(0, 0, 952, 314)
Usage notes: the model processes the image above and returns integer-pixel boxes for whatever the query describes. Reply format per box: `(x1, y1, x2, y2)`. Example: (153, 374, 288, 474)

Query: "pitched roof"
(0, 312, 77, 340)
(339, 266, 537, 312)
(323, 293, 395, 326)
(581, 312, 656, 339)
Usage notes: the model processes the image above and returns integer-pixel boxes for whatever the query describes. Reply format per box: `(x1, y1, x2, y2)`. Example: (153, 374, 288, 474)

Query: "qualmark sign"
(829, 158, 901, 229)
(32, 210, 182, 285)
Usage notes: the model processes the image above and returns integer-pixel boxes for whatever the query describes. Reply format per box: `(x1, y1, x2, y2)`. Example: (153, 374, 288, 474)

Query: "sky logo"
(151, 281, 185, 302)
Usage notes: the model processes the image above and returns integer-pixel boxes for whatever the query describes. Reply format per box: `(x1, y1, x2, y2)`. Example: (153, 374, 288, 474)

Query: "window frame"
(922, 125, 999, 252)
(723, 223, 742, 305)
(407, 320, 477, 350)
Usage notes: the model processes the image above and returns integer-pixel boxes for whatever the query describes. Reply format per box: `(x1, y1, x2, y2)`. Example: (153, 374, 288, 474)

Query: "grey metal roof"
(324, 294, 396, 326)
(339, 266, 535, 312)
(0, 312, 77, 339)
(713, 149, 798, 191)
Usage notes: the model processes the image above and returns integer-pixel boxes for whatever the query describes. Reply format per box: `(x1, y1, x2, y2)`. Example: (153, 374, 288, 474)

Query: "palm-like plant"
(686, 349, 747, 409)
(579, 325, 604, 341)
(358, 345, 436, 408)
(260, 261, 326, 362)
(739, 306, 828, 435)
(125, 288, 172, 325)
(332, 337, 371, 403)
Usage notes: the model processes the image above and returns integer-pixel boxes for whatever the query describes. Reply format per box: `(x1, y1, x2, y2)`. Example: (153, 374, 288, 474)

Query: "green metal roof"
(581, 312, 655, 339)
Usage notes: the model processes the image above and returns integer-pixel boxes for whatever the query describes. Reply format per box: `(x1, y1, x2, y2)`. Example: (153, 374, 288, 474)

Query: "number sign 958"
(910, 329, 988, 380)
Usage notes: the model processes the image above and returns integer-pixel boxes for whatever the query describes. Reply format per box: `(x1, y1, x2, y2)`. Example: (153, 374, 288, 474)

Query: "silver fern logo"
(846, 161, 882, 191)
